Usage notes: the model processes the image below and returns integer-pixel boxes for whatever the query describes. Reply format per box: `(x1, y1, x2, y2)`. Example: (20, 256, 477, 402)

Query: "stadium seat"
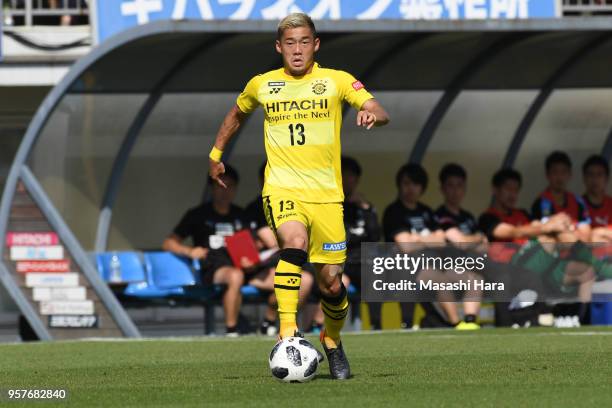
(240, 285, 263, 298)
(95, 251, 183, 298)
(96, 252, 147, 283)
(144, 252, 197, 289)
(124, 281, 184, 298)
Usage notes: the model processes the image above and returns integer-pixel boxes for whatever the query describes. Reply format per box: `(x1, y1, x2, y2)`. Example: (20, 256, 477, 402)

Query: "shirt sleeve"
(364, 207, 381, 242)
(465, 211, 479, 233)
(236, 75, 261, 114)
(382, 206, 398, 242)
(173, 208, 196, 240)
(338, 71, 374, 111)
(425, 208, 440, 231)
(531, 198, 543, 220)
(383, 204, 410, 242)
(575, 195, 591, 224)
(478, 213, 501, 241)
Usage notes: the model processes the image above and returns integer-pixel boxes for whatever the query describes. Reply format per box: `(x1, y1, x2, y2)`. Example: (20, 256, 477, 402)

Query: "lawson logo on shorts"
(322, 241, 346, 251)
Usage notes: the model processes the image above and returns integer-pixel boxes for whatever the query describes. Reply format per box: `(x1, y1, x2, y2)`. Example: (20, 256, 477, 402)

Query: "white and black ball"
(269, 337, 319, 383)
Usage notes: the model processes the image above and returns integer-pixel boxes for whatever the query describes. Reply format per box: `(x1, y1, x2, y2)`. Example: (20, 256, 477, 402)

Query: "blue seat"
(144, 252, 196, 289)
(241, 285, 263, 297)
(96, 252, 146, 283)
(124, 281, 184, 298)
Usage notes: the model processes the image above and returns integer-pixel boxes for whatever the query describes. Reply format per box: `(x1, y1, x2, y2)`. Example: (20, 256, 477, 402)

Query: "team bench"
(94, 251, 358, 334)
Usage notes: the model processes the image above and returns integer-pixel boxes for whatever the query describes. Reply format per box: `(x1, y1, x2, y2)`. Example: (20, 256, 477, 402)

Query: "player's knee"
(227, 268, 244, 287)
(278, 248, 308, 267)
(583, 267, 596, 282)
(319, 277, 342, 297)
(283, 235, 308, 251)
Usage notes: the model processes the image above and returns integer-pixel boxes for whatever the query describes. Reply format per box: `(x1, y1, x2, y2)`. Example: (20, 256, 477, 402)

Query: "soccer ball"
(269, 337, 319, 382)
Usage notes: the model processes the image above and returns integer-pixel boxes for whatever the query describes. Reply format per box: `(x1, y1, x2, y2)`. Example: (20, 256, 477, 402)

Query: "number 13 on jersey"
(288, 123, 305, 146)
(266, 119, 333, 147)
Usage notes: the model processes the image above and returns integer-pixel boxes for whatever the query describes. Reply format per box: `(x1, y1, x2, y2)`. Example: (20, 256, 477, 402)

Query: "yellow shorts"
(263, 196, 346, 265)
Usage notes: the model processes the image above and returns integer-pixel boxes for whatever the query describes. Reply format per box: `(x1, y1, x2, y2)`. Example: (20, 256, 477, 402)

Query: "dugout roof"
(2, 18, 612, 256)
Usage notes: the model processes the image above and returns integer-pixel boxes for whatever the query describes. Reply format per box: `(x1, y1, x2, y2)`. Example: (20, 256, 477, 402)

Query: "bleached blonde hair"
(277, 13, 317, 40)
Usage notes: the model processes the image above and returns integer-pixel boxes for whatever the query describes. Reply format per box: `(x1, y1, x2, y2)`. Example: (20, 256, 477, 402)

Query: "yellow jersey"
(236, 63, 374, 203)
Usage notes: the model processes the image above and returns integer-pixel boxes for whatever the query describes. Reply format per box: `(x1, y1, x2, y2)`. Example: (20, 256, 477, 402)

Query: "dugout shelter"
(1, 18, 612, 339)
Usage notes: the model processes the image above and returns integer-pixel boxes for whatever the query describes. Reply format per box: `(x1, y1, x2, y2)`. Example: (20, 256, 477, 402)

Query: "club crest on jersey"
(311, 79, 327, 95)
(322, 241, 346, 251)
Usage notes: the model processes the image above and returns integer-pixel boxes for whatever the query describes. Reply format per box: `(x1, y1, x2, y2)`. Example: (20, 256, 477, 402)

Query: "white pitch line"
(1, 329, 611, 346)
(557, 331, 612, 336)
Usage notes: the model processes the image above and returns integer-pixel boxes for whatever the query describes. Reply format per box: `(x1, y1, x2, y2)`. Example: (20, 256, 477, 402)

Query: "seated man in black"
(434, 163, 487, 329)
(383, 163, 446, 329)
(163, 165, 245, 337)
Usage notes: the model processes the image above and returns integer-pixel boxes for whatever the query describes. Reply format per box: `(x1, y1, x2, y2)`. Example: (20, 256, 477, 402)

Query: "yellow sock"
(321, 285, 349, 349)
(274, 259, 302, 338)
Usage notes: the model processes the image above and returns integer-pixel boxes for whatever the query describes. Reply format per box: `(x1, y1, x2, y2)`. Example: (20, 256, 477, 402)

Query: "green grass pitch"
(1, 328, 611, 407)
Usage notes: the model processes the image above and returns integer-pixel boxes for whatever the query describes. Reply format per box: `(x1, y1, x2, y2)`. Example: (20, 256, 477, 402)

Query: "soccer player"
(531, 151, 591, 242)
(383, 164, 446, 329)
(163, 166, 245, 337)
(309, 156, 382, 331)
(435, 164, 484, 244)
(208, 13, 389, 380)
(479, 169, 546, 246)
(434, 163, 487, 330)
(478, 168, 555, 326)
(582, 155, 612, 243)
(479, 169, 602, 326)
(531, 152, 612, 313)
(243, 162, 315, 336)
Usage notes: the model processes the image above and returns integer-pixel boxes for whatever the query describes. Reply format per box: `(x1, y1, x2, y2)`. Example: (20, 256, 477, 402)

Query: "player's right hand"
(209, 159, 227, 188)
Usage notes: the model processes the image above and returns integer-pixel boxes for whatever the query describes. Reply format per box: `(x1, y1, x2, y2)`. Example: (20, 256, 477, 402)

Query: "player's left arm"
(357, 98, 390, 130)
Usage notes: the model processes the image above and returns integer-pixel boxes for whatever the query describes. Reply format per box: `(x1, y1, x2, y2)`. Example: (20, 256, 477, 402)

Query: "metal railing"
(562, 0, 612, 14)
(4, 0, 89, 26)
